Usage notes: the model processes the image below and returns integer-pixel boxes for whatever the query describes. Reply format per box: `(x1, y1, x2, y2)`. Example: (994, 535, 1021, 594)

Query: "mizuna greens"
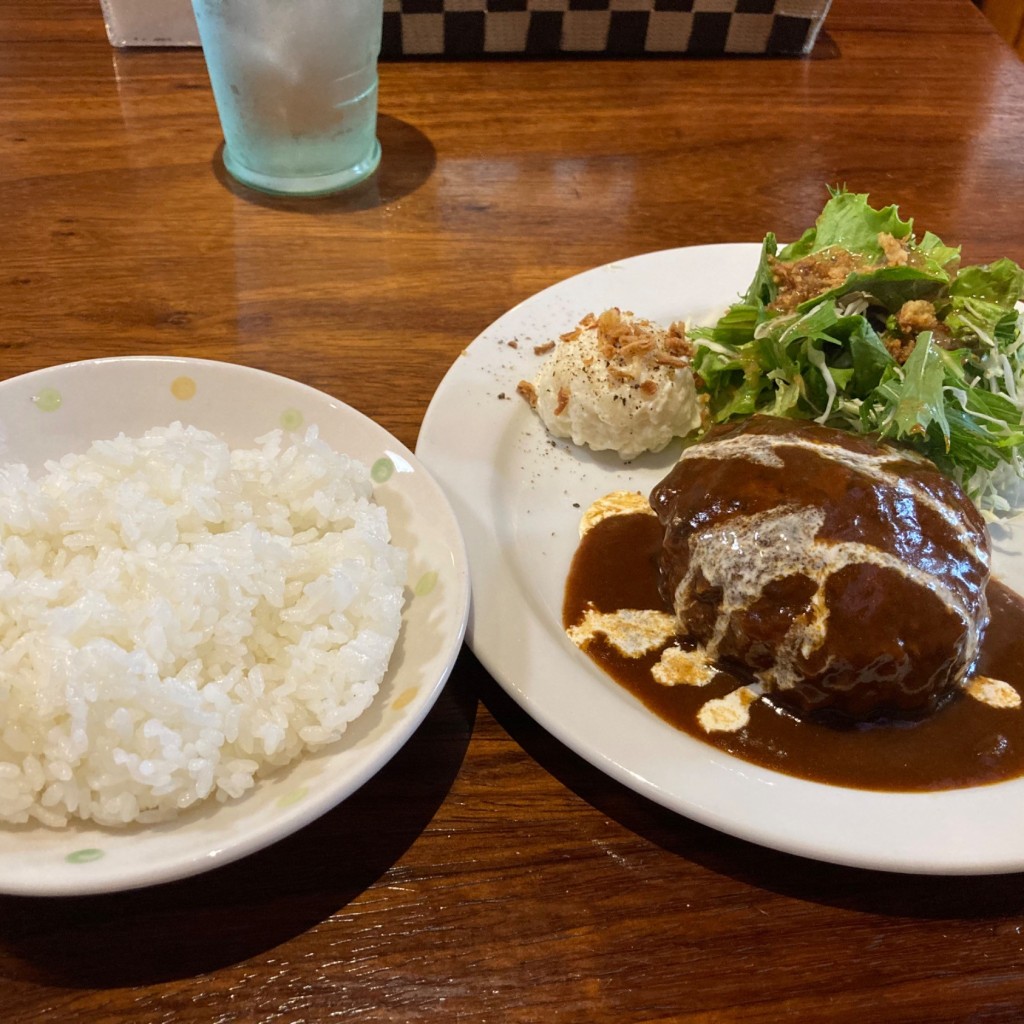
(691, 189, 1024, 514)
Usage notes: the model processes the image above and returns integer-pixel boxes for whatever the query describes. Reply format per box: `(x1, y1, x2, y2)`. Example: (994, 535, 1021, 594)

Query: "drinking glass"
(191, 0, 383, 196)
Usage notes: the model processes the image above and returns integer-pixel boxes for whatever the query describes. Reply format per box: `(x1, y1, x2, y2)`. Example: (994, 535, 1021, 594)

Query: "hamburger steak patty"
(649, 416, 991, 721)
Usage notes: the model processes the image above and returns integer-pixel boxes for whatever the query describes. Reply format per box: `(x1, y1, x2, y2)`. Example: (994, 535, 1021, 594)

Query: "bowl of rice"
(0, 356, 470, 895)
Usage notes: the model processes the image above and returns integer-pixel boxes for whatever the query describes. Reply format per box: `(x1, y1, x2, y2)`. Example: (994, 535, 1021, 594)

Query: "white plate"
(417, 243, 1024, 876)
(0, 357, 470, 896)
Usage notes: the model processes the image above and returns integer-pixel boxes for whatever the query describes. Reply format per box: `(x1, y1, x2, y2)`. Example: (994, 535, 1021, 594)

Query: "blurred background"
(978, 0, 1024, 55)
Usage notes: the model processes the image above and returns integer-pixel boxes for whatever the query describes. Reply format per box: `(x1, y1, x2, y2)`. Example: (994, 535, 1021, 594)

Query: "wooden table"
(2, 1, 1024, 1020)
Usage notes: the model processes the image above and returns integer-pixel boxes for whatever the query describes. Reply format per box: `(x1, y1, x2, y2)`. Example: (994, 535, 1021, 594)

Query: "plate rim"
(417, 242, 1024, 877)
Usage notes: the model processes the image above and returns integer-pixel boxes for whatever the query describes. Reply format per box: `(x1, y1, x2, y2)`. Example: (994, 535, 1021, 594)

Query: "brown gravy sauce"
(563, 511, 1024, 792)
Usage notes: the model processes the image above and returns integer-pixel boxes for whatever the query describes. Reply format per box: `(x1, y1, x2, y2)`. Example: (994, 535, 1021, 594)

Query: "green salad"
(691, 188, 1024, 515)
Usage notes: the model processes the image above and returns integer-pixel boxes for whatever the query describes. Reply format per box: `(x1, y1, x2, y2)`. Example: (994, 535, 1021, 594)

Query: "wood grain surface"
(1, 1, 1024, 1021)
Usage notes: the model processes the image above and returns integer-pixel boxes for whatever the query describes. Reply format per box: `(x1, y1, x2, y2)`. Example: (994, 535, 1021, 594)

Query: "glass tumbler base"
(222, 140, 382, 197)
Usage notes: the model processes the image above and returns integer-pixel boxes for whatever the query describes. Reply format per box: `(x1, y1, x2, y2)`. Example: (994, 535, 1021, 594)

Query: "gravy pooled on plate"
(564, 416, 1024, 791)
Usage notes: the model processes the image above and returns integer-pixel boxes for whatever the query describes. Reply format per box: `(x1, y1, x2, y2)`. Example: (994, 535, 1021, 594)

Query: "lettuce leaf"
(874, 333, 949, 444)
(689, 189, 1024, 514)
(742, 233, 779, 306)
(949, 258, 1024, 307)
(778, 189, 914, 262)
(797, 265, 949, 314)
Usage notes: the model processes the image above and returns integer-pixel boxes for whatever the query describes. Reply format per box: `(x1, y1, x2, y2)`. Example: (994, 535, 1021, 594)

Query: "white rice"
(0, 423, 407, 827)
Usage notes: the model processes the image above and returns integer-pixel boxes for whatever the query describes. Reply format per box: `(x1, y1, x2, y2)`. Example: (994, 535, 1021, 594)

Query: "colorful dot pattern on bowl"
(25, 374, 441, 850)
(281, 408, 304, 431)
(277, 786, 308, 808)
(171, 375, 197, 400)
(392, 687, 418, 711)
(66, 848, 104, 864)
(33, 388, 62, 412)
(414, 571, 438, 597)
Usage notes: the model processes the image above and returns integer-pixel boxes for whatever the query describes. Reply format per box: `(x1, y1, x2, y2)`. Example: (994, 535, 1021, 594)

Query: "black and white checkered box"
(380, 0, 832, 59)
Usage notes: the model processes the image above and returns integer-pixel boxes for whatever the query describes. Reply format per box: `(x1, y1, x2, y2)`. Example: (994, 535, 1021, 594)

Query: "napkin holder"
(98, 0, 831, 57)
(381, 0, 833, 58)
(100, 0, 199, 46)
